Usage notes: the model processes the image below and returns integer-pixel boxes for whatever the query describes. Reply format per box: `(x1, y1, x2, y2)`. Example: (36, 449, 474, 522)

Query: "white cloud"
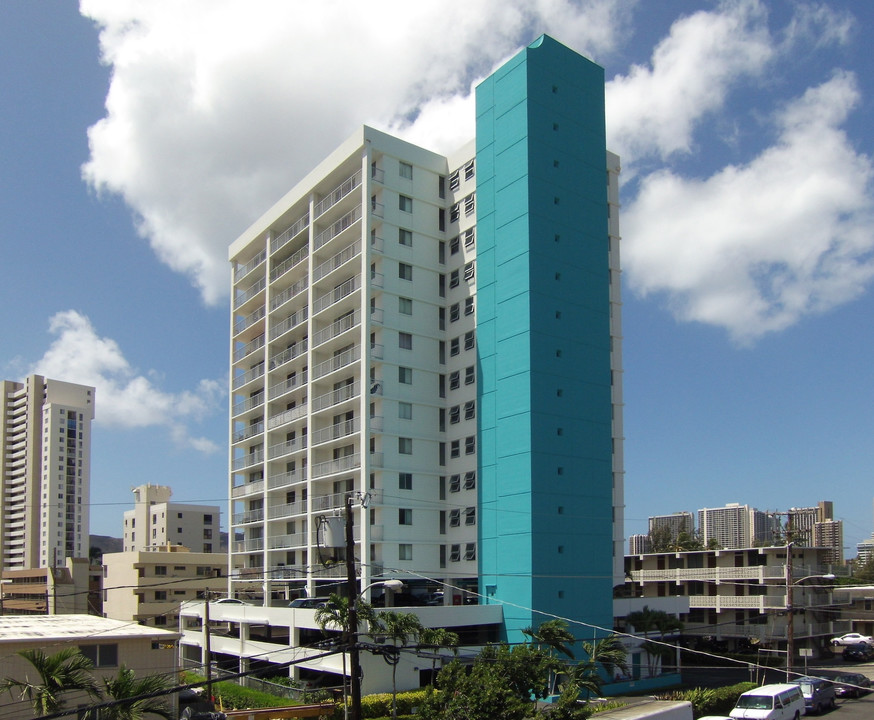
(80, 0, 631, 304)
(622, 71, 874, 344)
(30, 310, 223, 452)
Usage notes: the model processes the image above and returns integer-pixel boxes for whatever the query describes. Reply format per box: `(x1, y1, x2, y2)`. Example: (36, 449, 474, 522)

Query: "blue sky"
(2, 1, 873, 555)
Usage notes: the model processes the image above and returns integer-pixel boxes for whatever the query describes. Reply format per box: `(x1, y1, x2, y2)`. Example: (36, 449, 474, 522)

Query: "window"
(398, 262, 413, 281)
(399, 162, 413, 179)
(465, 297, 474, 316)
(79, 644, 118, 668)
(204, 514, 213, 524)
(450, 269, 459, 288)
(464, 262, 475, 281)
(465, 542, 477, 560)
(464, 331, 475, 350)
(438, 175, 446, 199)
(449, 170, 460, 191)
(450, 440, 460, 458)
(440, 545, 447, 568)
(449, 509, 461, 527)
(450, 338, 460, 356)
(398, 437, 412, 455)
(399, 543, 413, 561)
(449, 474, 461, 493)
(438, 275, 446, 299)
(398, 472, 412, 490)
(464, 228, 475, 248)
(464, 159, 475, 180)
(465, 435, 476, 454)
(155, 590, 167, 601)
(449, 371, 460, 390)
(399, 332, 412, 350)
(465, 507, 476, 525)
(399, 194, 413, 212)
(399, 228, 412, 246)
(464, 194, 475, 216)
(398, 402, 412, 420)
(449, 203, 460, 223)
(450, 544, 461, 562)
(464, 471, 476, 489)
(399, 297, 412, 315)
(464, 401, 476, 420)
(154, 566, 167, 576)
(449, 406, 460, 424)
(399, 508, 412, 525)
(398, 366, 412, 384)
(465, 366, 476, 385)
(450, 303, 460, 322)
(450, 236, 460, 254)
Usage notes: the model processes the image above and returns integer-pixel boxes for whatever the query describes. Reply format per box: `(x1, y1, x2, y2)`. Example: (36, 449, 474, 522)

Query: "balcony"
(231, 479, 264, 498)
(233, 537, 264, 553)
(232, 422, 264, 443)
(233, 392, 264, 417)
(311, 382, 360, 413)
(268, 372, 308, 401)
(232, 509, 264, 525)
(234, 306, 266, 337)
(267, 403, 308, 431)
(267, 469, 304, 490)
(232, 363, 265, 391)
(268, 340, 308, 372)
(234, 250, 266, 282)
(311, 491, 347, 513)
(270, 243, 309, 283)
(313, 169, 362, 218)
(313, 310, 360, 348)
(313, 275, 361, 315)
(313, 240, 361, 284)
(628, 565, 787, 584)
(314, 206, 361, 251)
(267, 532, 308, 550)
(311, 453, 361, 479)
(312, 345, 360, 381)
(267, 500, 305, 520)
(232, 450, 264, 471)
(311, 417, 360, 446)
(269, 307, 308, 341)
(233, 334, 265, 363)
(271, 214, 309, 255)
(270, 274, 309, 312)
(267, 436, 307, 461)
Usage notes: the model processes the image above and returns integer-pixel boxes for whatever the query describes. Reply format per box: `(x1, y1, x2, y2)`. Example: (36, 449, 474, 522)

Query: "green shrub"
(655, 682, 758, 717)
(359, 689, 428, 718)
(179, 671, 307, 710)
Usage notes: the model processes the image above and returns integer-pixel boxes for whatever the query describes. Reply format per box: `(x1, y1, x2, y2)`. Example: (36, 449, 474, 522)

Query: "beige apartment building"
(0, 557, 91, 615)
(123, 484, 221, 553)
(103, 545, 227, 628)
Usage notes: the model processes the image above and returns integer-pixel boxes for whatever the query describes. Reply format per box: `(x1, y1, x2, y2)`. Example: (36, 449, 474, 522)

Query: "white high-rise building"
(0, 375, 94, 570)
(123, 484, 221, 553)
(697, 503, 775, 549)
(227, 36, 623, 641)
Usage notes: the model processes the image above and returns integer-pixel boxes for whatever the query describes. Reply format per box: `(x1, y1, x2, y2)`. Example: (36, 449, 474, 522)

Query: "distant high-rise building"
(813, 519, 843, 564)
(628, 534, 651, 555)
(648, 512, 694, 541)
(787, 501, 842, 563)
(697, 503, 775, 549)
(0, 375, 94, 571)
(123, 484, 220, 553)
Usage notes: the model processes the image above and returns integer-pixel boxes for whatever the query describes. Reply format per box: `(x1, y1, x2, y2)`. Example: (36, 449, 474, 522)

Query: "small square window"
(398, 402, 412, 420)
(399, 162, 413, 180)
(399, 195, 413, 212)
(399, 508, 412, 525)
(449, 170, 460, 191)
(450, 203, 460, 223)
(464, 262, 475, 281)
(398, 472, 412, 490)
(399, 437, 412, 455)
(398, 366, 412, 384)
(464, 228, 475, 248)
(399, 543, 413, 560)
(399, 228, 412, 246)
(464, 194, 475, 216)
(399, 332, 412, 350)
(398, 263, 413, 281)
(464, 160, 475, 180)
(399, 297, 412, 315)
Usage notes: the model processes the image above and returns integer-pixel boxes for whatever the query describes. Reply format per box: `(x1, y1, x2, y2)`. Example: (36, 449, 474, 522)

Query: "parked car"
(832, 672, 872, 698)
(789, 676, 836, 715)
(213, 597, 250, 605)
(842, 642, 874, 662)
(831, 632, 873, 646)
(730, 684, 806, 720)
(288, 596, 331, 609)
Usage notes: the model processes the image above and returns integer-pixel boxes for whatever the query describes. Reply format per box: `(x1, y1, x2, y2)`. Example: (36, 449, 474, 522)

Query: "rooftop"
(0, 615, 180, 643)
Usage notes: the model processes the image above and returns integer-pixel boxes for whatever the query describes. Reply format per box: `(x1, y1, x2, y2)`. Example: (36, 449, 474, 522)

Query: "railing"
(313, 170, 362, 218)
(314, 206, 361, 251)
(267, 470, 304, 490)
(313, 240, 361, 283)
(313, 275, 361, 314)
(628, 566, 788, 584)
(268, 371, 308, 400)
(370, 307, 384, 324)
(232, 509, 264, 525)
(311, 492, 347, 512)
(233, 537, 264, 553)
(311, 382, 359, 413)
(232, 450, 264, 470)
(268, 532, 308, 550)
(312, 345, 360, 380)
(370, 235, 384, 253)
(234, 250, 266, 282)
(267, 403, 308, 430)
(313, 310, 360, 347)
(268, 339, 308, 371)
(270, 244, 309, 283)
(233, 392, 264, 417)
(231, 479, 264, 497)
(269, 307, 308, 341)
(233, 334, 265, 363)
(271, 214, 309, 255)
(234, 277, 266, 309)
(232, 363, 265, 391)
(371, 202, 384, 218)
(268, 436, 308, 460)
(311, 417, 359, 445)
(371, 167, 384, 183)
(370, 344, 383, 360)
(268, 501, 305, 520)
(270, 275, 309, 313)
(233, 422, 264, 443)
(234, 306, 266, 336)
(311, 453, 360, 478)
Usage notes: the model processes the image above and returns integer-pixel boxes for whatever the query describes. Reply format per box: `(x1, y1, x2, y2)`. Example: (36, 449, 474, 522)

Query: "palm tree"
(0, 647, 100, 716)
(314, 593, 378, 642)
(96, 666, 173, 720)
(376, 610, 423, 720)
(522, 619, 576, 659)
(417, 627, 459, 684)
(572, 634, 628, 699)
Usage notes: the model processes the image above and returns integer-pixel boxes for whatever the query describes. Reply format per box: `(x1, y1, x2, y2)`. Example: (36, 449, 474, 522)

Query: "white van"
(729, 684, 805, 720)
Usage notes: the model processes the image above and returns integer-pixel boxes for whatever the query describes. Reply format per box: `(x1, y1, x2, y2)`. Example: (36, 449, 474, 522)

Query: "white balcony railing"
(268, 340, 308, 371)
(312, 345, 360, 380)
(234, 250, 266, 282)
(234, 277, 266, 310)
(268, 436, 308, 460)
(271, 215, 309, 255)
(232, 392, 264, 417)
(314, 206, 361, 251)
(267, 403, 308, 431)
(232, 363, 265, 391)
(269, 307, 308, 341)
(313, 309, 360, 348)
(233, 334, 265, 363)
(313, 275, 361, 315)
(311, 417, 359, 445)
(311, 453, 361, 478)
(232, 450, 264, 471)
(311, 382, 360, 413)
(270, 243, 309, 283)
(270, 274, 309, 312)
(234, 306, 266, 336)
(313, 170, 362, 218)
(313, 240, 361, 283)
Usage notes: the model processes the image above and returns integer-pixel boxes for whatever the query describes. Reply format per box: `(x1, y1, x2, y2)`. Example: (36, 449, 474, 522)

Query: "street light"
(784, 541, 836, 680)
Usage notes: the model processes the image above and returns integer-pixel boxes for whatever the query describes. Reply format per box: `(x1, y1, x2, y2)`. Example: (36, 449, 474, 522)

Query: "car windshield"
(797, 683, 813, 694)
(736, 696, 773, 709)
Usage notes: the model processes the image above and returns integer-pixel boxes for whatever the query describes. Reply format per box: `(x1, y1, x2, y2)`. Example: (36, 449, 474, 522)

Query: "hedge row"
(655, 682, 759, 717)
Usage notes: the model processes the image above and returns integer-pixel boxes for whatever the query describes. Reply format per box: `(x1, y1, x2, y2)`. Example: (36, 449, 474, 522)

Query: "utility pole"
(204, 597, 213, 702)
(345, 495, 362, 720)
(785, 540, 794, 681)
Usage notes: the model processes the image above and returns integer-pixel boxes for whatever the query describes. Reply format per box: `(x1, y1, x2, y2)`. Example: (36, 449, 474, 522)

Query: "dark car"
(832, 672, 871, 698)
(842, 642, 874, 662)
(288, 596, 331, 609)
(789, 676, 836, 715)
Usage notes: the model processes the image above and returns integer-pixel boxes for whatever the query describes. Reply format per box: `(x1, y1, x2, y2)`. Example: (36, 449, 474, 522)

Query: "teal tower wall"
(476, 35, 614, 643)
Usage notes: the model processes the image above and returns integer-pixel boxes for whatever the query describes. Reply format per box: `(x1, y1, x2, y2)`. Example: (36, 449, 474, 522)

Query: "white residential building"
(698, 503, 776, 550)
(0, 375, 94, 571)
(123, 484, 220, 553)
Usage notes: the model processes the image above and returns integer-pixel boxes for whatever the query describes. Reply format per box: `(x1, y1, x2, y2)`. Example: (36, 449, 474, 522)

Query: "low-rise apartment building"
(0, 557, 91, 614)
(103, 545, 227, 628)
